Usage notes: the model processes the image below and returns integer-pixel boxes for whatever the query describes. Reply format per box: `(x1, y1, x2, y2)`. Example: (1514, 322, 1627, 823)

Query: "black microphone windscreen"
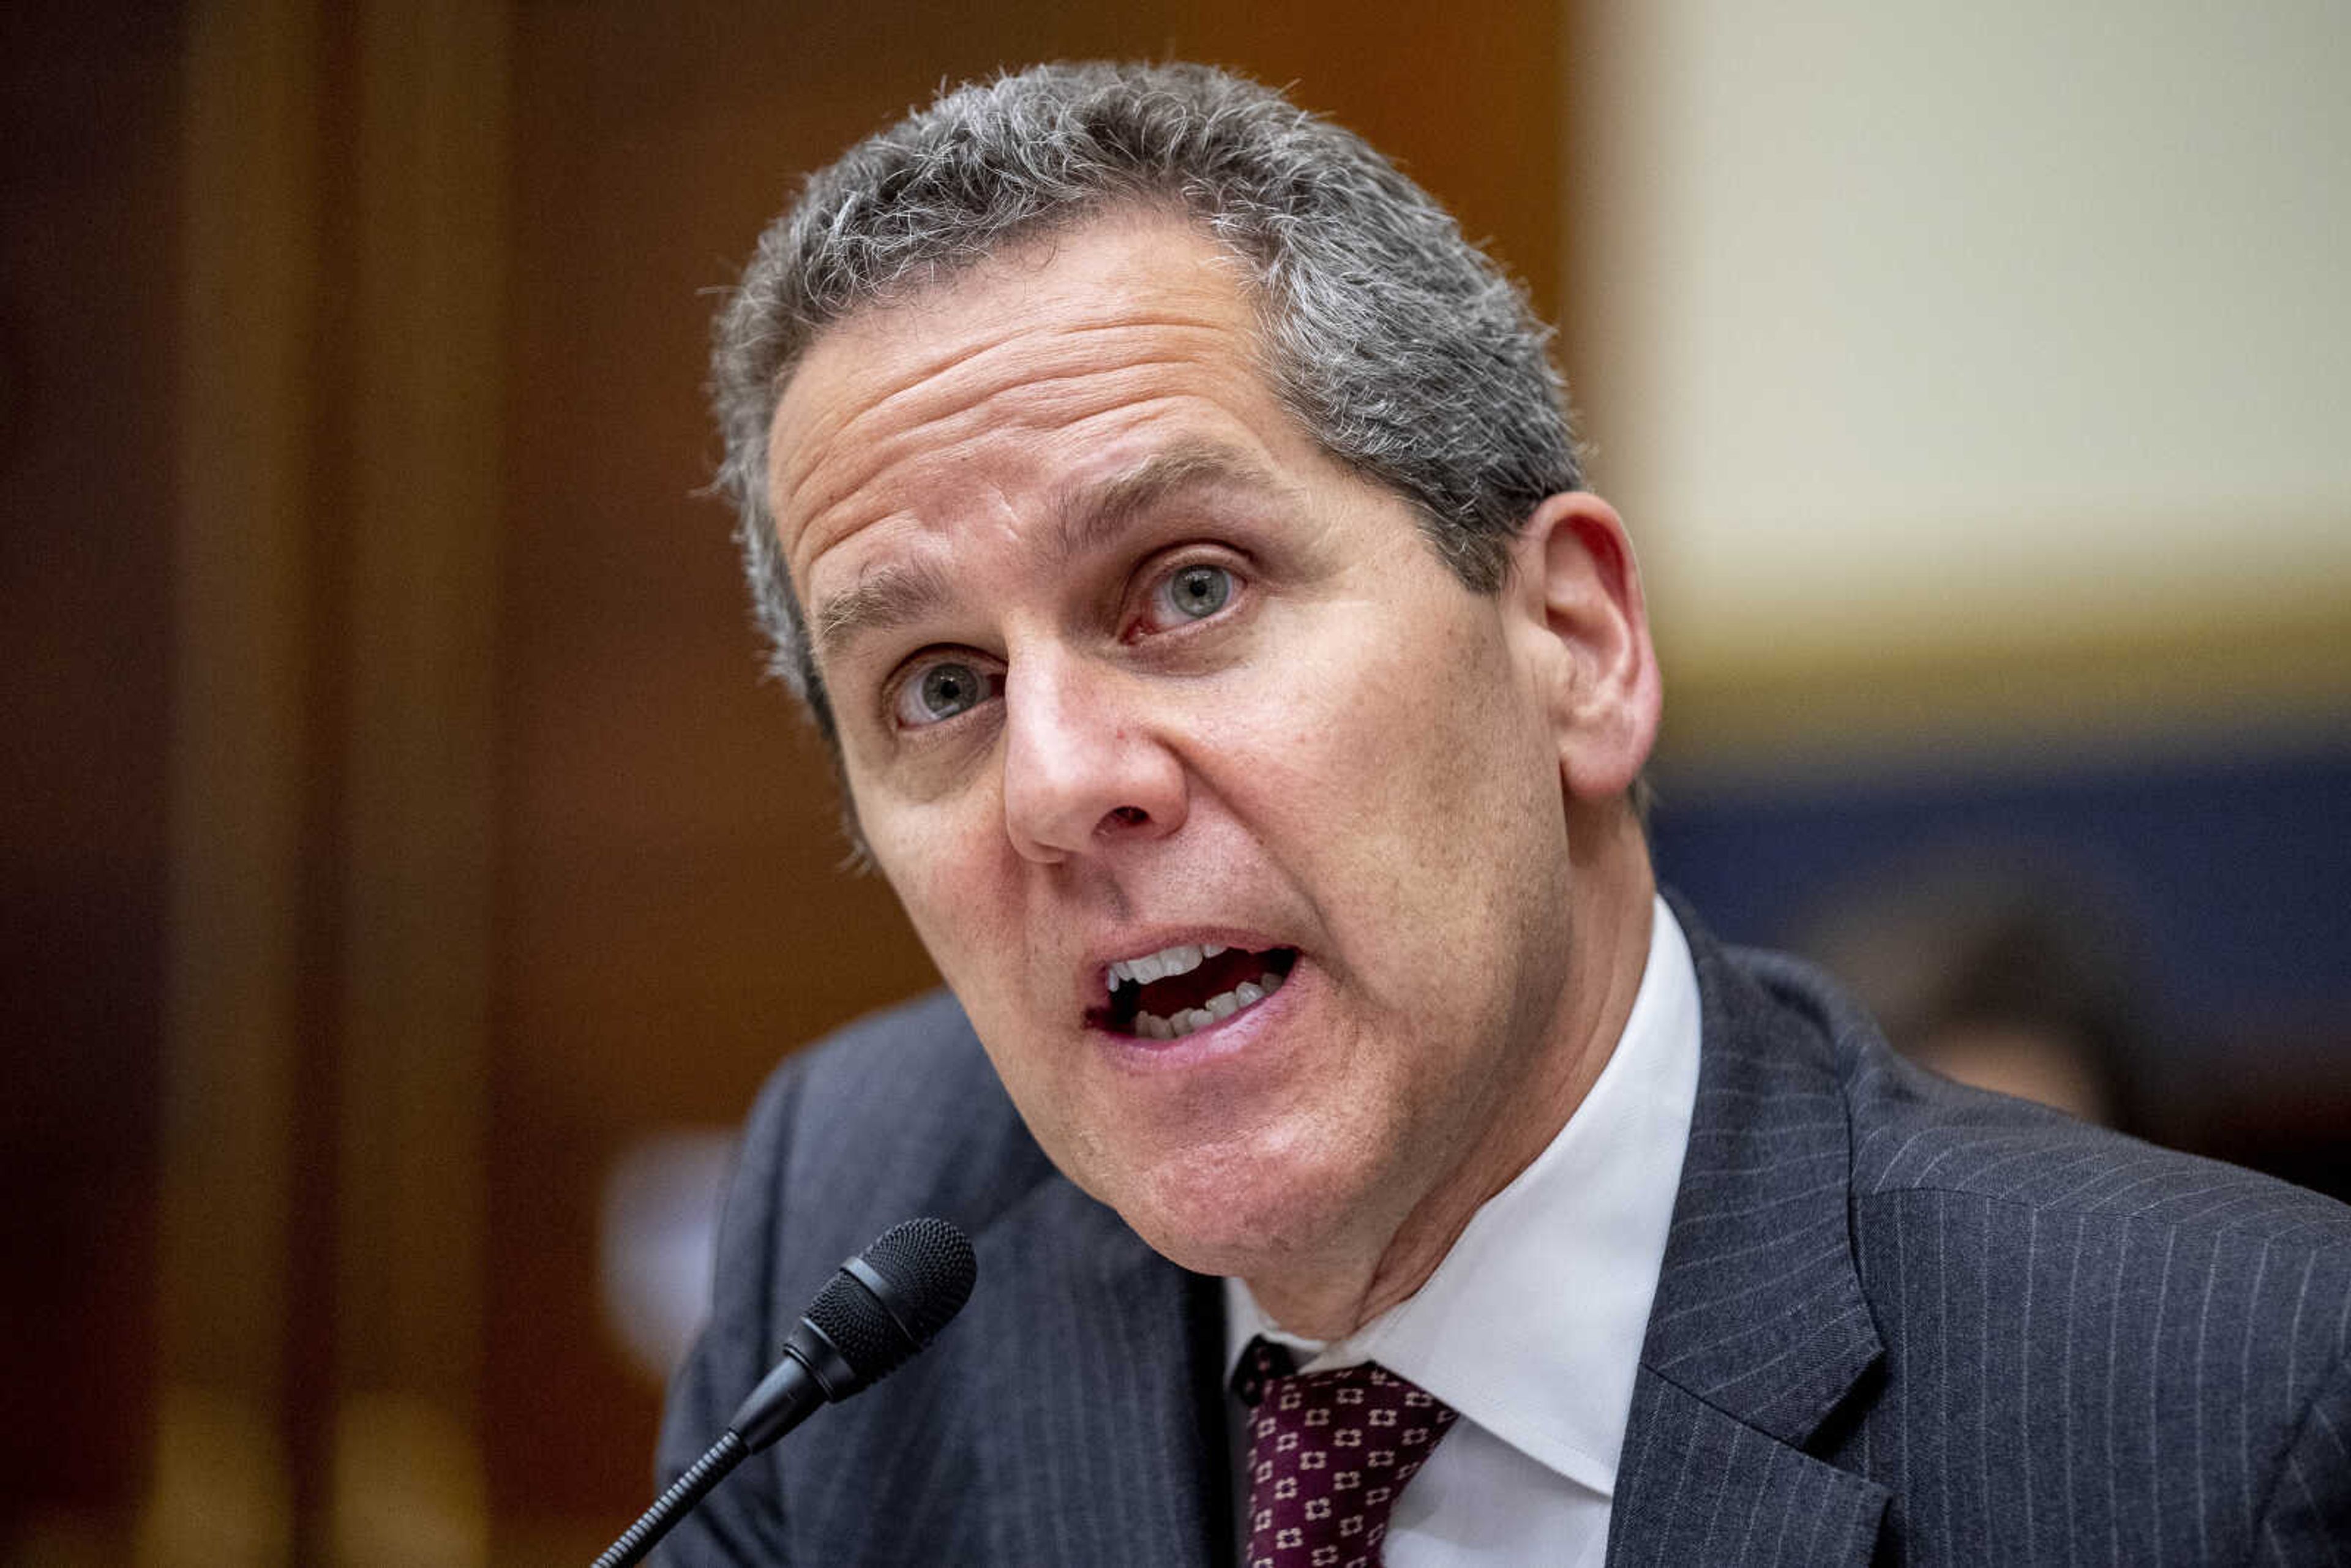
(806, 1217, 977, 1386)
(864, 1215, 978, 1341)
(805, 1269, 902, 1380)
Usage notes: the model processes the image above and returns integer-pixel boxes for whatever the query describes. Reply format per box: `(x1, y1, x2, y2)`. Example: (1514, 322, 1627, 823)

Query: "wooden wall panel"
(0, 7, 180, 1562)
(153, 4, 508, 1564)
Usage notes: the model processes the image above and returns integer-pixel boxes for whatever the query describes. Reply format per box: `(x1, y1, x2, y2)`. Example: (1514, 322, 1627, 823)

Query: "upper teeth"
(1108, 942, 1228, 988)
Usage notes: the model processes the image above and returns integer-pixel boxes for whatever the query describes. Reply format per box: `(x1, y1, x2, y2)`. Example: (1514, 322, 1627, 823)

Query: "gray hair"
(712, 60, 1582, 745)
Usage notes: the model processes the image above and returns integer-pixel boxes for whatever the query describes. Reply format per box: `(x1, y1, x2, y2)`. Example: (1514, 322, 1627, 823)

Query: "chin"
(1109, 1131, 1384, 1282)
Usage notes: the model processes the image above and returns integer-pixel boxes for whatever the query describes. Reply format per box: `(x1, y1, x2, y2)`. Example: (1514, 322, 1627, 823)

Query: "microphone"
(591, 1217, 977, 1568)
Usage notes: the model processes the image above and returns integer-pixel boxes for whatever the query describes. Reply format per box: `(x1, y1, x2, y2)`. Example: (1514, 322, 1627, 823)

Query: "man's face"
(768, 213, 1588, 1281)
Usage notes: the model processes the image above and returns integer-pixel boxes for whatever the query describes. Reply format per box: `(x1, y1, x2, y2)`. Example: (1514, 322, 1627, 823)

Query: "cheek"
(866, 795, 1017, 978)
(1191, 633, 1552, 1021)
(1219, 610, 1534, 844)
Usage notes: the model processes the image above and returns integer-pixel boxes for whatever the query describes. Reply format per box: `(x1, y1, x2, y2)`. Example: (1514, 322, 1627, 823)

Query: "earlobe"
(1507, 492, 1662, 802)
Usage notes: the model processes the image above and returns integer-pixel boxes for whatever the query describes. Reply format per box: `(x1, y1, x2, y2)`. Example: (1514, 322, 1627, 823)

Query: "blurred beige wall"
(1570, 0, 2351, 768)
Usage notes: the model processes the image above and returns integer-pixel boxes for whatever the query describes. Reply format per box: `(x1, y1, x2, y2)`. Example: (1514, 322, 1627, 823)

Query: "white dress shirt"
(1223, 896, 1701, 1566)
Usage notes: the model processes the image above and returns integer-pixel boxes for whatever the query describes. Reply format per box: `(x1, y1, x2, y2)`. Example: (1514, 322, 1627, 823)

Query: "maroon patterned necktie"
(1233, 1337, 1460, 1568)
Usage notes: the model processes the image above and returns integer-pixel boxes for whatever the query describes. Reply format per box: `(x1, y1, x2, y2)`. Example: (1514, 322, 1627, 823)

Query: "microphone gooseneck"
(591, 1217, 978, 1568)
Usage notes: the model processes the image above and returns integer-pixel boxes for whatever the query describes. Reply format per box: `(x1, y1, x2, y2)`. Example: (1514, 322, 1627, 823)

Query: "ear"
(1501, 492, 1662, 802)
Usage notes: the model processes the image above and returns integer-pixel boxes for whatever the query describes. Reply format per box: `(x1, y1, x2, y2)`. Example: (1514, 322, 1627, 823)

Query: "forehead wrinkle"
(773, 313, 1245, 556)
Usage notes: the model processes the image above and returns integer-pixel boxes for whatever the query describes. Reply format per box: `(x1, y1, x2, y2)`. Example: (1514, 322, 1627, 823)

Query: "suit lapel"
(1609, 903, 1889, 1566)
(970, 1176, 1227, 1567)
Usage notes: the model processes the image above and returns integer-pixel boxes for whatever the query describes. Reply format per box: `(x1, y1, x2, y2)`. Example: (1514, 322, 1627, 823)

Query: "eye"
(1140, 561, 1236, 632)
(891, 656, 1001, 729)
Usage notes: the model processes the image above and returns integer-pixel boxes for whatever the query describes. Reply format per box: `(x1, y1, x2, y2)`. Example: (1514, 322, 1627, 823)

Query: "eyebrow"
(1049, 440, 1285, 565)
(811, 555, 957, 668)
(808, 440, 1285, 669)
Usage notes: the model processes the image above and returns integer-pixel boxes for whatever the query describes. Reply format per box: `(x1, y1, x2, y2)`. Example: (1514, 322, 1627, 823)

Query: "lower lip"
(1090, 961, 1309, 1073)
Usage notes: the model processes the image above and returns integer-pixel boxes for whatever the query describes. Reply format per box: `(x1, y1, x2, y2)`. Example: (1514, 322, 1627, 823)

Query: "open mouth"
(1092, 943, 1300, 1040)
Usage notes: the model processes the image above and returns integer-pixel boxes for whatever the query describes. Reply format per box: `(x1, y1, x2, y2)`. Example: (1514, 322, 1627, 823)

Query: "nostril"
(1105, 805, 1149, 828)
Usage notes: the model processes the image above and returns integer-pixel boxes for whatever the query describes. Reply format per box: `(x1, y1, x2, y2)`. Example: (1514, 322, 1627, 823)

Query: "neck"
(1246, 801, 1659, 1340)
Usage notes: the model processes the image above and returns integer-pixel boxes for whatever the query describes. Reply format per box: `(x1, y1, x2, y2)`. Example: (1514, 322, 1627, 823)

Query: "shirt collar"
(1223, 895, 1701, 1496)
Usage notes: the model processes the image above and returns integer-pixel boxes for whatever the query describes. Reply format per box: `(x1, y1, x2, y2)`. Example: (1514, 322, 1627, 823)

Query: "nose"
(999, 655, 1187, 864)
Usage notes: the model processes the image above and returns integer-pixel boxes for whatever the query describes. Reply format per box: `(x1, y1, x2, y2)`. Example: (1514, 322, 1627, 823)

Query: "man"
(658, 62, 2351, 1565)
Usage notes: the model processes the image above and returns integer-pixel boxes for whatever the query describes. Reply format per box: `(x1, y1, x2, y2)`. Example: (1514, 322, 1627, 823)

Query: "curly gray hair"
(712, 60, 1582, 745)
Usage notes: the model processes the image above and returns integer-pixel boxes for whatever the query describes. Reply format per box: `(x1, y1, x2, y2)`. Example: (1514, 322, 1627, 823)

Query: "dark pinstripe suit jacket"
(657, 912, 2351, 1565)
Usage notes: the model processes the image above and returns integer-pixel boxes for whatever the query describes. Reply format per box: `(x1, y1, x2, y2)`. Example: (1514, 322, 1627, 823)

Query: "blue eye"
(1157, 563, 1232, 622)
(893, 659, 999, 728)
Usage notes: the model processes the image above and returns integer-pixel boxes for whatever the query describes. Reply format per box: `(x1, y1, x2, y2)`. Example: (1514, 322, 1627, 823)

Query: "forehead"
(765, 213, 1294, 592)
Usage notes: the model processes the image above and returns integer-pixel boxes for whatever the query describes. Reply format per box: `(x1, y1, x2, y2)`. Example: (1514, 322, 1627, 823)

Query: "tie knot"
(1232, 1335, 1297, 1406)
(1234, 1337, 1458, 1568)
